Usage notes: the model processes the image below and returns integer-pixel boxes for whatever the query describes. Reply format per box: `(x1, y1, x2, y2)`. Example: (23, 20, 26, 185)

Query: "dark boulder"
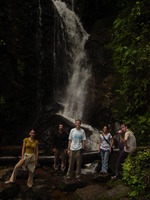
(0, 182, 20, 200)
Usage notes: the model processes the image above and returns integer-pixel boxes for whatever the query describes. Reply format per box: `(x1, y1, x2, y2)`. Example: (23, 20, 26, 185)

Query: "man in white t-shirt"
(66, 119, 86, 181)
(111, 123, 136, 180)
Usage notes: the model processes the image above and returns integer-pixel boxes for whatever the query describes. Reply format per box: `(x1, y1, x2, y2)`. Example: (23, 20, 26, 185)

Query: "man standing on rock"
(66, 119, 86, 181)
(111, 123, 136, 180)
(53, 123, 68, 172)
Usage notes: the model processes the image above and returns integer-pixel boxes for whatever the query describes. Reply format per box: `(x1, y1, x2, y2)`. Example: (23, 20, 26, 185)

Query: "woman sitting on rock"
(98, 125, 114, 175)
(5, 129, 39, 188)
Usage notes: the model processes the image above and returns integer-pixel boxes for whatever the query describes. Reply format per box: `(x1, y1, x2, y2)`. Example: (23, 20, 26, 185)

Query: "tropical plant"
(122, 149, 150, 199)
(107, 0, 150, 144)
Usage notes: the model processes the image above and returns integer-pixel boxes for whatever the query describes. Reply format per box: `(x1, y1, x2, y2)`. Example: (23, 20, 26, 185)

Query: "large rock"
(74, 184, 130, 200)
(93, 174, 111, 183)
(0, 182, 20, 200)
(106, 185, 130, 199)
(20, 186, 50, 200)
(0, 169, 7, 181)
(74, 184, 103, 200)
(59, 179, 87, 192)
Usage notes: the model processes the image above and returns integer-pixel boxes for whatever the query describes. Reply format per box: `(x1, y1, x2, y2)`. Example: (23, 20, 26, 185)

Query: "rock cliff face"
(72, 0, 118, 127)
(0, 0, 119, 144)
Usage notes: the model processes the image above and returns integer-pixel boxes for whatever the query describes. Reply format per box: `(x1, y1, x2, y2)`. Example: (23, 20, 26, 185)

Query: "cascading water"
(52, 0, 101, 151)
(52, 0, 91, 121)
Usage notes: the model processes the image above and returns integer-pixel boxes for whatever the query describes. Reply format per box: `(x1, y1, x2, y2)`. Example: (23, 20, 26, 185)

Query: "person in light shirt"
(111, 123, 136, 180)
(66, 119, 86, 181)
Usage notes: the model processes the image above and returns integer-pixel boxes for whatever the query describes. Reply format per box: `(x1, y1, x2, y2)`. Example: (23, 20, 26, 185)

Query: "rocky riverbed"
(0, 144, 130, 200)
(0, 163, 130, 200)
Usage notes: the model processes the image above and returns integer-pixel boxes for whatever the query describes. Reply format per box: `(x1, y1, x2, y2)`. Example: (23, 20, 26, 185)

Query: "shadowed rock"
(0, 182, 20, 200)
(21, 186, 50, 200)
(74, 184, 130, 200)
(93, 173, 111, 183)
(59, 178, 87, 192)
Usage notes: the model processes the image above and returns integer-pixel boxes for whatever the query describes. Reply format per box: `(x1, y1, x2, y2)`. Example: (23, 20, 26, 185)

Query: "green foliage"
(122, 149, 150, 199)
(107, 0, 150, 144)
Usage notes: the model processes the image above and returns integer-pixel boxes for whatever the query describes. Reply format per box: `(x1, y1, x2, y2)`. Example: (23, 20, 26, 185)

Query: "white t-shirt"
(69, 128, 86, 151)
(100, 133, 112, 151)
(124, 130, 136, 153)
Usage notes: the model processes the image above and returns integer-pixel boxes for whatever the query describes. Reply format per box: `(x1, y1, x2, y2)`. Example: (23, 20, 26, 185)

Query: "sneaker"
(76, 176, 81, 181)
(111, 175, 118, 180)
(5, 180, 14, 184)
(27, 183, 33, 188)
(103, 171, 108, 175)
(65, 176, 72, 180)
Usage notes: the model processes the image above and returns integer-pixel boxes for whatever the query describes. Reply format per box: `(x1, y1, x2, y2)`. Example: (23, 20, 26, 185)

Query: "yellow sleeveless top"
(23, 138, 39, 154)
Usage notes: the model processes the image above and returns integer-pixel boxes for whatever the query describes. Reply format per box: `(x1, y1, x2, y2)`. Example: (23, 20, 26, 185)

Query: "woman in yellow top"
(5, 129, 39, 187)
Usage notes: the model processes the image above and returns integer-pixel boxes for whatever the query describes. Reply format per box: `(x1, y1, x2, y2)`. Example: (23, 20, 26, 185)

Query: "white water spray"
(53, 0, 91, 120)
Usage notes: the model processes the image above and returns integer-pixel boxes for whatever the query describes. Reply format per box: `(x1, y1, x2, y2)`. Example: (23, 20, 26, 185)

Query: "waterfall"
(53, 0, 91, 121)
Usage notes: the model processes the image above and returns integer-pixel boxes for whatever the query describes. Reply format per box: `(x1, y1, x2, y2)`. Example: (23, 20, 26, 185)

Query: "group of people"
(53, 119, 86, 181)
(5, 120, 136, 187)
(98, 123, 136, 180)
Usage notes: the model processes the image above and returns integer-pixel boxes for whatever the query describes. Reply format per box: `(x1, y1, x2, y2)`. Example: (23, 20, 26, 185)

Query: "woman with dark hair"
(99, 126, 114, 174)
(5, 129, 39, 187)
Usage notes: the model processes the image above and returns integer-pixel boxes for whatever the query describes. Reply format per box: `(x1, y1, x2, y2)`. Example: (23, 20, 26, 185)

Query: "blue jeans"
(100, 149, 110, 173)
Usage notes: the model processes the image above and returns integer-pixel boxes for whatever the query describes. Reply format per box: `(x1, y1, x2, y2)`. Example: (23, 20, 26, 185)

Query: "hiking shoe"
(65, 176, 72, 180)
(103, 171, 109, 175)
(76, 176, 81, 181)
(111, 176, 118, 180)
(5, 180, 14, 184)
(27, 183, 33, 188)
